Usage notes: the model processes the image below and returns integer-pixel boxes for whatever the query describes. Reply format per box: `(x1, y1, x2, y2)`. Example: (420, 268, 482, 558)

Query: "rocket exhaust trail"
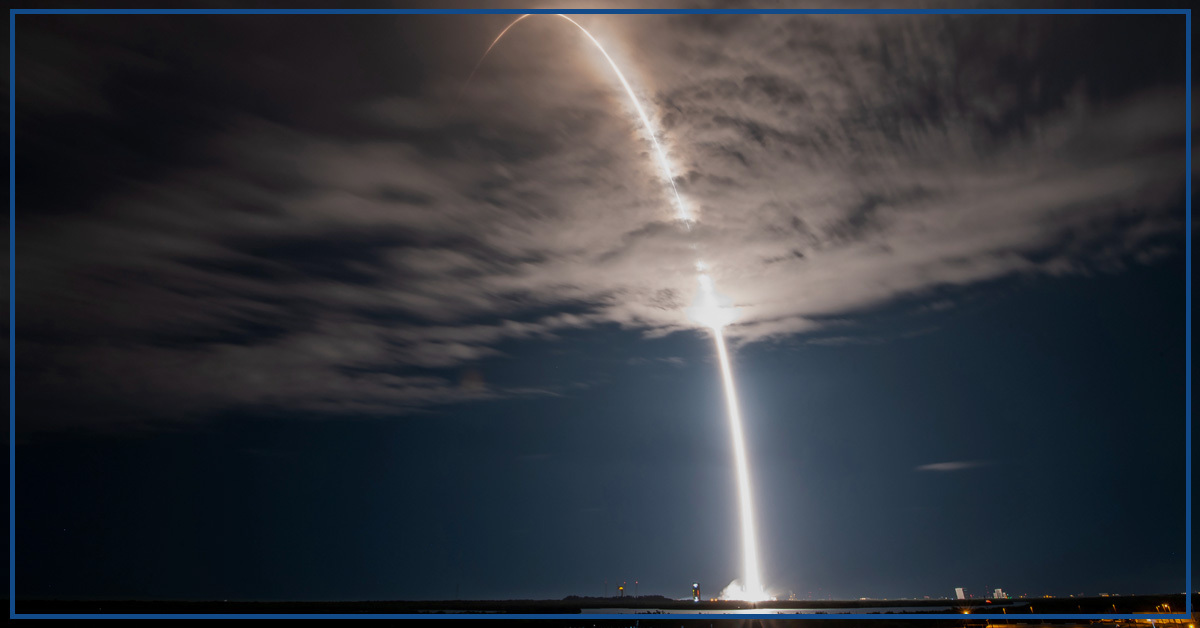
(712, 326, 765, 602)
(468, 15, 764, 601)
(696, 273, 766, 602)
(466, 14, 692, 227)
(465, 14, 532, 86)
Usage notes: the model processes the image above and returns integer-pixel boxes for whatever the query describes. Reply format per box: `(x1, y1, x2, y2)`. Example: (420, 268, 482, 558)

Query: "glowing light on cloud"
(469, 14, 766, 602)
(687, 273, 740, 330)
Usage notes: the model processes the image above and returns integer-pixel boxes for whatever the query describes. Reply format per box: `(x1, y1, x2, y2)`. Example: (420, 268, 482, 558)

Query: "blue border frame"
(7, 6, 1192, 621)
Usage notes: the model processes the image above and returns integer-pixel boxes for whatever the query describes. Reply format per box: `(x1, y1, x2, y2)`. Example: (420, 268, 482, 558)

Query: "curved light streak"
(467, 13, 692, 227)
(468, 14, 765, 602)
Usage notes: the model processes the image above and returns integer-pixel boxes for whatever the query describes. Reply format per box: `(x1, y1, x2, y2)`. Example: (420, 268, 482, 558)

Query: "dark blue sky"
(10, 9, 1191, 603)
(17, 253, 1187, 601)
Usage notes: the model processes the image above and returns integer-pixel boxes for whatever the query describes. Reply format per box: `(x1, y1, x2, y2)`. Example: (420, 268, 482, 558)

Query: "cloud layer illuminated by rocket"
(15, 12, 1186, 428)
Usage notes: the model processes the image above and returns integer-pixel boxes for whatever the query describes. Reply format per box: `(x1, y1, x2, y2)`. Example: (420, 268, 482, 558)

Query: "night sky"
(10, 6, 1191, 602)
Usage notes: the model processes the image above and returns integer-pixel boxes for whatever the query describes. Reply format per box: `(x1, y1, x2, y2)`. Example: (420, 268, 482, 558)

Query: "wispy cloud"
(916, 460, 990, 472)
(627, 356, 687, 367)
(15, 13, 1186, 429)
(806, 336, 885, 347)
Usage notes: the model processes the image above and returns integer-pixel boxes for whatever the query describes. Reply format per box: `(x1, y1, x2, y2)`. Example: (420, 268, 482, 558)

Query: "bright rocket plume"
(470, 14, 766, 602)
(693, 273, 765, 602)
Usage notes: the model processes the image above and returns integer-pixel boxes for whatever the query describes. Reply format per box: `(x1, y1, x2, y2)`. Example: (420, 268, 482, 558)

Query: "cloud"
(805, 325, 937, 346)
(15, 13, 1187, 429)
(806, 336, 885, 347)
(916, 461, 990, 472)
(627, 356, 687, 367)
(914, 300, 955, 314)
